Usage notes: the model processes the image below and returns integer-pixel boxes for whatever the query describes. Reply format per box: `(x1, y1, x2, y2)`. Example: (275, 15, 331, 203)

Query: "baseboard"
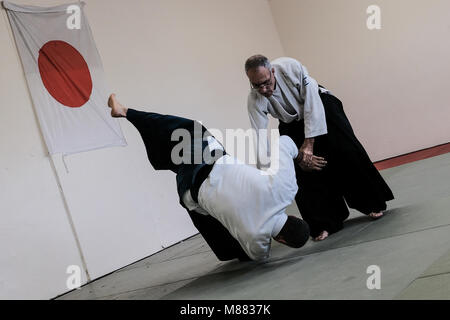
(374, 142, 450, 170)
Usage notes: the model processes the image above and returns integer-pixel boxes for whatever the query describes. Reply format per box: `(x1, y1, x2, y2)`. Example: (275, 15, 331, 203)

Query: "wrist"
(295, 150, 304, 163)
(303, 137, 314, 145)
(301, 138, 314, 153)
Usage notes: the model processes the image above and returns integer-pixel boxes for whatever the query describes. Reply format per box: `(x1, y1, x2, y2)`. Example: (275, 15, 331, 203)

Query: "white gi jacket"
(247, 57, 329, 168)
(182, 136, 299, 261)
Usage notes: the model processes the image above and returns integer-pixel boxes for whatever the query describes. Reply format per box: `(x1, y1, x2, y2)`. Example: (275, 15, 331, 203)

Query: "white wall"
(269, 0, 450, 161)
(0, 0, 284, 299)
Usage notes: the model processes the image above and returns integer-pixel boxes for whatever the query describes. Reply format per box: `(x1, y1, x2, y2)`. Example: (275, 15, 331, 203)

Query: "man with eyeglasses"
(245, 55, 394, 241)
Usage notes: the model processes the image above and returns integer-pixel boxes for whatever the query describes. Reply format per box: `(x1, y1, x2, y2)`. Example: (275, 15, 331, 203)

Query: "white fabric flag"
(3, 1, 127, 155)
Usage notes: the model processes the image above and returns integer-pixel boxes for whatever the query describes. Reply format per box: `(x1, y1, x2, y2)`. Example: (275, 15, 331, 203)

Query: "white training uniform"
(182, 135, 299, 261)
(247, 57, 329, 168)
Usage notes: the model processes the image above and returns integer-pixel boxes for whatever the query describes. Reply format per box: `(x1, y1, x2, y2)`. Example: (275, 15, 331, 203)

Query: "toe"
(314, 231, 329, 241)
(369, 212, 383, 219)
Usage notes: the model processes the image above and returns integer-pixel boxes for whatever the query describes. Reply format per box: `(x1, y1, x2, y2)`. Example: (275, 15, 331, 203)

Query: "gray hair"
(245, 54, 271, 73)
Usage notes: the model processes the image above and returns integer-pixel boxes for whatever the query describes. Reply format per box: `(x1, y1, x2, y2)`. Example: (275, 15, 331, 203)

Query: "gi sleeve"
(267, 136, 299, 200)
(245, 234, 271, 261)
(280, 135, 299, 159)
(247, 93, 271, 169)
(292, 60, 328, 138)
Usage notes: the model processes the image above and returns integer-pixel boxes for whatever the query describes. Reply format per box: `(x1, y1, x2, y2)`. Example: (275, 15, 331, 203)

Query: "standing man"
(245, 55, 394, 241)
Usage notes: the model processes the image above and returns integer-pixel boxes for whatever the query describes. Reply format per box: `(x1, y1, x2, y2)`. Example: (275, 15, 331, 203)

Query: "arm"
(248, 95, 271, 169)
(292, 60, 328, 170)
(295, 62, 328, 140)
(299, 137, 314, 159)
(269, 135, 301, 182)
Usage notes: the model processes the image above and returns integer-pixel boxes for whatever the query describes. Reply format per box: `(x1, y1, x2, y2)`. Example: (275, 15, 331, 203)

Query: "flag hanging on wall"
(3, 1, 127, 155)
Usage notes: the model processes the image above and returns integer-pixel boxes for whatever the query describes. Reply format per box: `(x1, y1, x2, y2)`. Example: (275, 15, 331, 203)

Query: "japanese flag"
(3, 1, 127, 155)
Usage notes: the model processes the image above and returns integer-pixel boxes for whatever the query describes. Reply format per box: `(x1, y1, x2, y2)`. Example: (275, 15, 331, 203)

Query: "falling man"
(108, 93, 310, 262)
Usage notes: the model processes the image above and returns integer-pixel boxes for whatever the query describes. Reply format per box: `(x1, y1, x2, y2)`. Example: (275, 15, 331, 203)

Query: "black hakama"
(278, 92, 394, 237)
(126, 109, 251, 261)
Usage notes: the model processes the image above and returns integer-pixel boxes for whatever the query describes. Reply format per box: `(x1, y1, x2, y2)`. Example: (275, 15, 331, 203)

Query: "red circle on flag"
(38, 40, 93, 108)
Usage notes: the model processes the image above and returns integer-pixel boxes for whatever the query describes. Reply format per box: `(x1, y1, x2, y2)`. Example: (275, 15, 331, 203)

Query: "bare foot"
(313, 230, 329, 241)
(369, 212, 383, 220)
(108, 93, 128, 118)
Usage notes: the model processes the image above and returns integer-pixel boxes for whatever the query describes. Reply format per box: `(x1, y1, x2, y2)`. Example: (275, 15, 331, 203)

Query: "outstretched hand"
(297, 151, 327, 171)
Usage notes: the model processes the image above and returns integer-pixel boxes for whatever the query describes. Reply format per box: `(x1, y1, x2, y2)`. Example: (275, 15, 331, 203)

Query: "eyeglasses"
(250, 72, 273, 90)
